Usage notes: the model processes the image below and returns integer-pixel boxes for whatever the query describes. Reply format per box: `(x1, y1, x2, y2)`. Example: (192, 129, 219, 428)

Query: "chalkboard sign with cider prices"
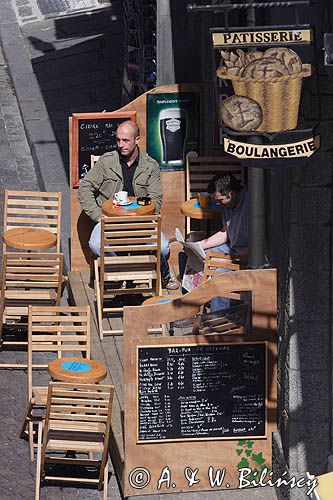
(70, 111, 136, 187)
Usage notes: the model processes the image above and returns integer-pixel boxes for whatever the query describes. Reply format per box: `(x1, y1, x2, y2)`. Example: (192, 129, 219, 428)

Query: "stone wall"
(189, 1, 333, 497)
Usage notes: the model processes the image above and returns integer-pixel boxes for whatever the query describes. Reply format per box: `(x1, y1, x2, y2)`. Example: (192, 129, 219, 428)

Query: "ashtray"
(137, 196, 151, 206)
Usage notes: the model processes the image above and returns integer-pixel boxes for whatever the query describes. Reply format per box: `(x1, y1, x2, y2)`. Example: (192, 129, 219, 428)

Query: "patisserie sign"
(224, 136, 320, 159)
(213, 29, 312, 47)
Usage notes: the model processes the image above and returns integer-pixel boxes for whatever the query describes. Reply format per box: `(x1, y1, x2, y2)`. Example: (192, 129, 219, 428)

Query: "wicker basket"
(217, 64, 311, 133)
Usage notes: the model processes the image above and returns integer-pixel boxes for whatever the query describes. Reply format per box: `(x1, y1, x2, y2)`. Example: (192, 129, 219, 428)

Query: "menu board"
(70, 111, 136, 187)
(137, 342, 266, 442)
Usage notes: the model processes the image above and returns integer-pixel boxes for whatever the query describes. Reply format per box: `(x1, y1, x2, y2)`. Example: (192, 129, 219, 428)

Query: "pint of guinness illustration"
(159, 109, 187, 165)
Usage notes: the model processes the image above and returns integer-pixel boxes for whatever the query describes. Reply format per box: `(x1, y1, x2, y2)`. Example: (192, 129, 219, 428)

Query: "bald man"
(78, 120, 178, 290)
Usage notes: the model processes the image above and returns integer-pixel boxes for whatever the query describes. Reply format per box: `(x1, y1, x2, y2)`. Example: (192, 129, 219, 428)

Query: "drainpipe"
(246, 8, 266, 268)
(156, 0, 175, 85)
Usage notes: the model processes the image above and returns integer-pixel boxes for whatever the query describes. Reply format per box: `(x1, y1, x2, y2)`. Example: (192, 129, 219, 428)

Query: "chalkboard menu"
(137, 342, 266, 442)
(70, 111, 136, 187)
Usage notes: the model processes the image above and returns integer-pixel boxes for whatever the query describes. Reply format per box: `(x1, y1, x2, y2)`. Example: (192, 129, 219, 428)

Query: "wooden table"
(180, 198, 222, 221)
(3, 227, 57, 250)
(180, 198, 222, 236)
(48, 357, 108, 383)
(143, 295, 182, 305)
(102, 196, 156, 217)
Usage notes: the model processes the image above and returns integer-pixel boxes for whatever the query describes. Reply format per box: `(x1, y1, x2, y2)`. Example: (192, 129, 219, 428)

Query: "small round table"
(180, 198, 222, 221)
(180, 198, 222, 237)
(102, 197, 156, 217)
(143, 295, 182, 305)
(143, 295, 183, 336)
(3, 227, 57, 251)
(48, 357, 108, 383)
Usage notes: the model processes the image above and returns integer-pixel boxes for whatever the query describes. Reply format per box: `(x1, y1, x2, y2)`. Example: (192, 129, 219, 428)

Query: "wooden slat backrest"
(2, 252, 63, 295)
(186, 156, 245, 200)
(195, 304, 249, 336)
(203, 250, 246, 277)
(101, 215, 161, 256)
(27, 306, 91, 400)
(3, 190, 62, 252)
(42, 382, 114, 467)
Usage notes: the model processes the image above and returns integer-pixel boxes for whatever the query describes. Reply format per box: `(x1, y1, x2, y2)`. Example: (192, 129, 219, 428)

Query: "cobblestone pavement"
(0, 40, 121, 499)
(0, 43, 39, 265)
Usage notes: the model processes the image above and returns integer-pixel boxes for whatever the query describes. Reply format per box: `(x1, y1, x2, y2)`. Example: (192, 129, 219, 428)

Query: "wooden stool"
(3, 227, 57, 251)
(48, 357, 108, 384)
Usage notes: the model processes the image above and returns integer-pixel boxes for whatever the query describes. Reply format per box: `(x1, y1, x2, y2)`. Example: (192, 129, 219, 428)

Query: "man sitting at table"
(78, 120, 178, 290)
(179, 172, 248, 310)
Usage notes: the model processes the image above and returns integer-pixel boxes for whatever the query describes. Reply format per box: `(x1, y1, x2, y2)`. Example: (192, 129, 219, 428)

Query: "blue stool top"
(122, 200, 141, 210)
(61, 361, 92, 373)
(193, 200, 219, 209)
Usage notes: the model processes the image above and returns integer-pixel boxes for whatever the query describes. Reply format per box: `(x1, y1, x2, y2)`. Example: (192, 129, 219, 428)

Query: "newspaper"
(175, 228, 206, 292)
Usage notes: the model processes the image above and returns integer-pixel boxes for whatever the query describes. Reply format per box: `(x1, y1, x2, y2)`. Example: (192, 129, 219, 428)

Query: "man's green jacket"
(78, 151, 163, 222)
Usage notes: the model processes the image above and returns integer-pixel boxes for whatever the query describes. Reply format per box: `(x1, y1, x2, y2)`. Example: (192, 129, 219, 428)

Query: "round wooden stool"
(3, 227, 57, 250)
(48, 357, 108, 383)
(143, 295, 181, 305)
(143, 296, 183, 336)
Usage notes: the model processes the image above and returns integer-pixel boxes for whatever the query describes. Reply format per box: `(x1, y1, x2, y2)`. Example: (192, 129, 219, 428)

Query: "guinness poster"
(146, 92, 200, 171)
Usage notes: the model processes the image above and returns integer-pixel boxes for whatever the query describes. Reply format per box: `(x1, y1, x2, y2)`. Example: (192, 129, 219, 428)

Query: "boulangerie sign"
(223, 136, 320, 159)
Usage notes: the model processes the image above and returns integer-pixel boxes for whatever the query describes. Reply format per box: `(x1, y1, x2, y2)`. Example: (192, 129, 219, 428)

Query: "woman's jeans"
(178, 243, 240, 312)
(89, 222, 171, 280)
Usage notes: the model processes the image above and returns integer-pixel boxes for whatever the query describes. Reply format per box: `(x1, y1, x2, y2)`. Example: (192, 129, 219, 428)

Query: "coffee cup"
(198, 192, 210, 209)
(115, 191, 129, 203)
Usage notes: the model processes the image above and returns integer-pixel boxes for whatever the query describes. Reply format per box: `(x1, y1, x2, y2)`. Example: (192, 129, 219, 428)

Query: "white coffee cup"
(115, 191, 128, 202)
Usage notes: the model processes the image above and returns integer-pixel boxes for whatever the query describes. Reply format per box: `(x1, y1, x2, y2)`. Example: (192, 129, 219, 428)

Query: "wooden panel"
(70, 84, 200, 271)
(123, 269, 277, 497)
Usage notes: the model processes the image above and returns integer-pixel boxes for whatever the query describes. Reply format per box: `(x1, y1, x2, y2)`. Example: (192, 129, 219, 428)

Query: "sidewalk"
(0, 1, 279, 499)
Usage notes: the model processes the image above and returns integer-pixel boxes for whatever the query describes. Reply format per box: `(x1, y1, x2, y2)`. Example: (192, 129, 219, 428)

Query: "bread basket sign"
(213, 27, 320, 160)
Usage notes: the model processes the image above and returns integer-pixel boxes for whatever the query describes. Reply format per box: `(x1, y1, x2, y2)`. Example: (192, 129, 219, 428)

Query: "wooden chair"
(19, 305, 91, 461)
(185, 156, 244, 238)
(95, 215, 162, 338)
(200, 249, 249, 334)
(0, 252, 65, 368)
(3, 190, 62, 252)
(35, 381, 114, 500)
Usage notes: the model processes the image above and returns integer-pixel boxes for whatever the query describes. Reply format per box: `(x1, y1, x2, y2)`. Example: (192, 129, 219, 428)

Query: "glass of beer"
(198, 192, 210, 208)
(159, 109, 187, 166)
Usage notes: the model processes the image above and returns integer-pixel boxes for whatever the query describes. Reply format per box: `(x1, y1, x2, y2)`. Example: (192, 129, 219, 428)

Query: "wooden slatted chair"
(185, 156, 244, 239)
(0, 252, 65, 368)
(35, 381, 114, 500)
(200, 249, 249, 335)
(19, 305, 91, 461)
(95, 215, 162, 338)
(3, 190, 62, 252)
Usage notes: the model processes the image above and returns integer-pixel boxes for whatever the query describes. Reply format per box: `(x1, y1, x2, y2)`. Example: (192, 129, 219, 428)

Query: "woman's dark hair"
(207, 173, 242, 195)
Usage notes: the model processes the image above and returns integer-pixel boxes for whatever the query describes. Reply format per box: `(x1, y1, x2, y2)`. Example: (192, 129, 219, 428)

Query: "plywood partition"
(123, 269, 277, 497)
(70, 84, 201, 270)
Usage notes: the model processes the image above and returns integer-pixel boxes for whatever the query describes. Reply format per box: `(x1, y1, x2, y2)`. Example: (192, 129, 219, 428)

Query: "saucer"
(113, 199, 132, 206)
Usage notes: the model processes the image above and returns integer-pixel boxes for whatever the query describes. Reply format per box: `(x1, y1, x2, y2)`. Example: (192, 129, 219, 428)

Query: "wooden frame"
(0, 252, 64, 368)
(3, 190, 62, 253)
(70, 111, 136, 187)
(19, 305, 91, 461)
(70, 84, 201, 271)
(136, 341, 268, 443)
(123, 269, 277, 496)
(95, 215, 162, 338)
(35, 381, 114, 500)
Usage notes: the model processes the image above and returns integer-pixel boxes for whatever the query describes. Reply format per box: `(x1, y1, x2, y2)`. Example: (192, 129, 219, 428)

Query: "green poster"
(146, 92, 200, 171)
